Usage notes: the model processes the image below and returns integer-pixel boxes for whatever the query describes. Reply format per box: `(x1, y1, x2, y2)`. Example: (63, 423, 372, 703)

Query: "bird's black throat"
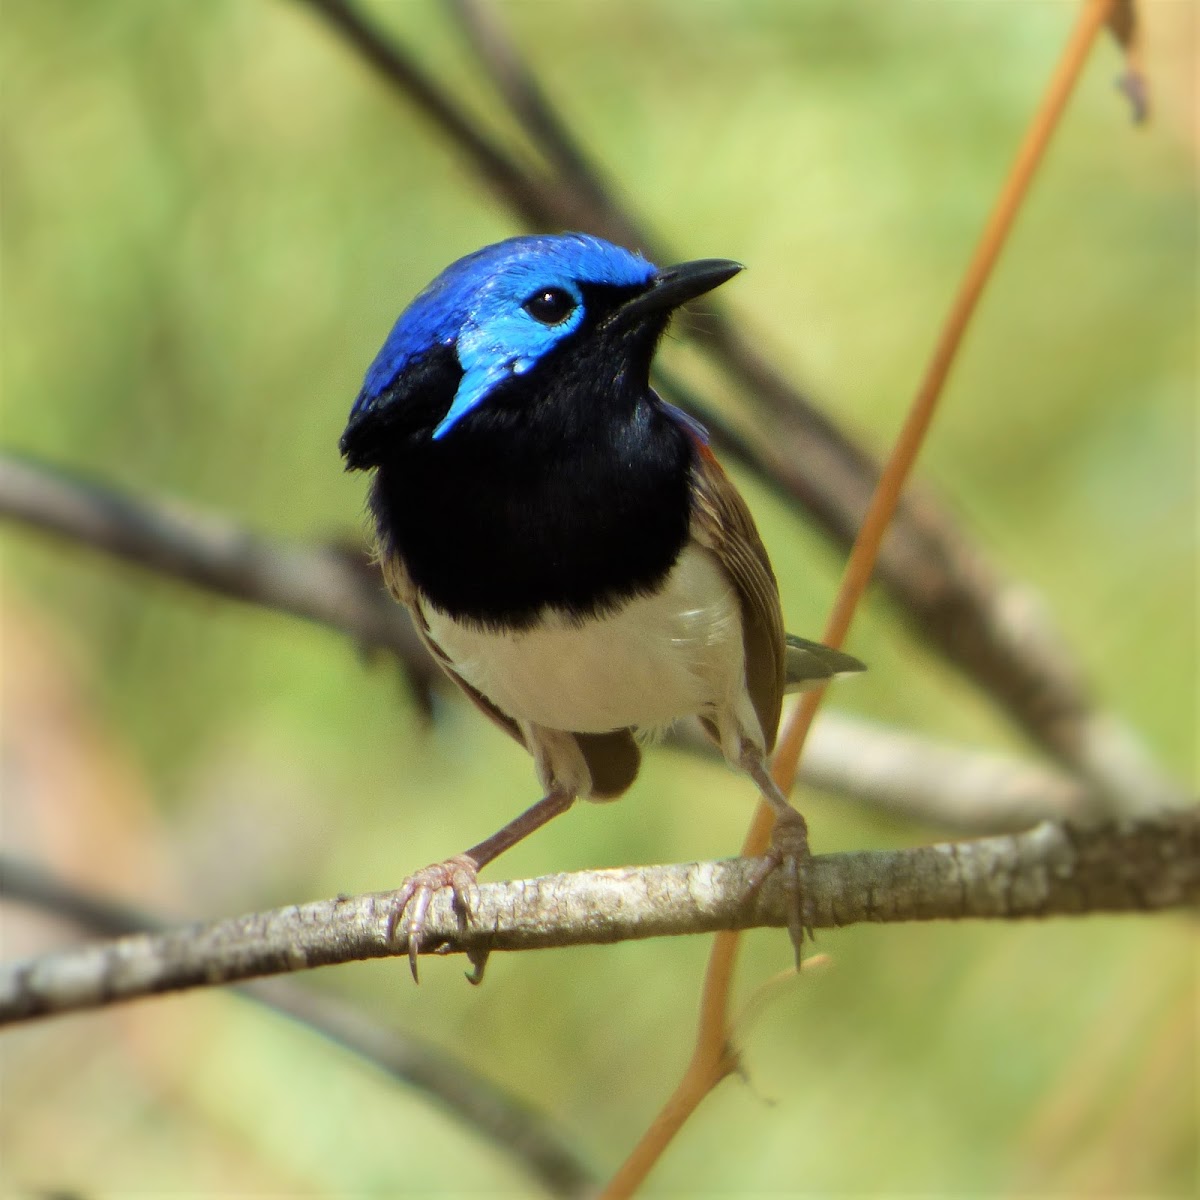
(360, 330, 696, 630)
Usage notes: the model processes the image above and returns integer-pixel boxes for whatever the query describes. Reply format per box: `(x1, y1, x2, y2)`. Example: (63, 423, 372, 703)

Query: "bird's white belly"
(420, 544, 745, 734)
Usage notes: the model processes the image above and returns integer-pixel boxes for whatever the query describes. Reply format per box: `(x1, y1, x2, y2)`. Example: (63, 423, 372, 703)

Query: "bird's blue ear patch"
(432, 356, 510, 441)
(432, 279, 587, 439)
(432, 360, 507, 441)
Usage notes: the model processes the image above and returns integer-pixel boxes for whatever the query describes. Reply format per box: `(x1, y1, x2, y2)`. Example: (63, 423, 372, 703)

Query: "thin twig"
(295, 0, 559, 230)
(3, 812, 1194, 1026)
(447, 0, 616, 214)
(1, 452, 1098, 833)
(0, 856, 595, 1197)
(781, 0, 1131, 785)
(606, 2, 1128, 1193)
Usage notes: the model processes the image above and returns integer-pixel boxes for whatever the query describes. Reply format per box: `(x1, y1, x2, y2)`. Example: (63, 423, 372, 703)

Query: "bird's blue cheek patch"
(433, 358, 511, 440)
(432, 304, 583, 439)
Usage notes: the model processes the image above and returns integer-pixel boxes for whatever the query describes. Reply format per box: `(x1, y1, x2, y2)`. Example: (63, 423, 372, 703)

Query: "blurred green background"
(1, 1, 1194, 1195)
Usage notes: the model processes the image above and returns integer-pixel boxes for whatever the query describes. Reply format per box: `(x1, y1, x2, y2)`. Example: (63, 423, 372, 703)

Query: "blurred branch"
(0, 455, 398, 646)
(0, 452, 1103, 833)
(0, 452, 442, 709)
(293, 0, 1185, 816)
(0, 855, 594, 1198)
(290, 0, 558, 227)
(247, 982, 592, 1197)
(3, 811, 1195, 1025)
(672, 715, 1098, 834)
(767, 711, 1094, 832)
(446, 0, 617, 215)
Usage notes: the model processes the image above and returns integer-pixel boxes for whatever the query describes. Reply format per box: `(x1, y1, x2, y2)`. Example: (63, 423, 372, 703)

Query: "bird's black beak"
(613, 258, 743, 324)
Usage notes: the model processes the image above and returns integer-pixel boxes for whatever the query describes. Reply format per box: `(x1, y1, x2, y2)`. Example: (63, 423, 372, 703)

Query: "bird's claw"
(745, 807, 814, 966)
(386, 853, 480, 982)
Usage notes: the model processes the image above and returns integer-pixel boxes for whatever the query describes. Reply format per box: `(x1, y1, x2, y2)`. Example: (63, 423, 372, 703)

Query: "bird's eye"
(522, 287, 577, 325)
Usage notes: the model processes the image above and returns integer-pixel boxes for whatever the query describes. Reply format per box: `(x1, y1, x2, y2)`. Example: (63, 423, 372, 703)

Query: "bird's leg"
(740, 750, 813, 962)
(388, 787, 575, 981)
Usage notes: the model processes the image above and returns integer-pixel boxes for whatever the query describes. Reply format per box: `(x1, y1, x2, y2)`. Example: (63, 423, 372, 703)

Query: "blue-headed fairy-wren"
(340, 234, 862, 976)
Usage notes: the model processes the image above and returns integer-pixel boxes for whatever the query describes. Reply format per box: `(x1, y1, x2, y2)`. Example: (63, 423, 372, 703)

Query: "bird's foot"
(386, 853, 480, 983)
(745, 806, 814, 966)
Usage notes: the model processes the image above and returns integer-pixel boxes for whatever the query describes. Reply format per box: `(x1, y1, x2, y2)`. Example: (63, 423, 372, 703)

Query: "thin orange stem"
(599, 2, 1118, 1196)
(774, 0, 1117, 788)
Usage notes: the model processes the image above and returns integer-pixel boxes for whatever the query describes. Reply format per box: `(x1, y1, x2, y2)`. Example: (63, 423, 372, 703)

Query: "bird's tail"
(783, 634, 866, 692)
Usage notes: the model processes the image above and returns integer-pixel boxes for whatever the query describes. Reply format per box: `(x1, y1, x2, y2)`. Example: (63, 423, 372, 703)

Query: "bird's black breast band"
(366, 374, 694, 628)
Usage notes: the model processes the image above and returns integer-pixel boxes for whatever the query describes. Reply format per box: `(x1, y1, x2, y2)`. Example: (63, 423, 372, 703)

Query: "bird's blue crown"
(352, 233, 657, 440)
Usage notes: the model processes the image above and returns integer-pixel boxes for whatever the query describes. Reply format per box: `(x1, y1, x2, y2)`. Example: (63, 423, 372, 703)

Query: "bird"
(339, 233, 863, 979)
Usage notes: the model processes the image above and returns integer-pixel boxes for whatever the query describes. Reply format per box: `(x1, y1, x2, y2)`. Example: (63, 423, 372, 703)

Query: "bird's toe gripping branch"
(387, 854, 482, 982)
(748, 808, 815, 960)
(741, 754, 816, 963)
(386, 787, 576, 983)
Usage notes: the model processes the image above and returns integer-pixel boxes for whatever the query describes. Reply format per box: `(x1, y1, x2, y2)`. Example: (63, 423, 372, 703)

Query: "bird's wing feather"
(688, 445, 786, 753)
(379, 552, 527, 746)
(784, 633, 866, 692)
(379, 551, 640, 799)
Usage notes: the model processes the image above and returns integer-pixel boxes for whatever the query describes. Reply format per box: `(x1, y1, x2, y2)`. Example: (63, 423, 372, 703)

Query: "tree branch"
(0, 451, 1101, 832)
(3, 812, 1194, 1025)
(0, 855, 595, 1197)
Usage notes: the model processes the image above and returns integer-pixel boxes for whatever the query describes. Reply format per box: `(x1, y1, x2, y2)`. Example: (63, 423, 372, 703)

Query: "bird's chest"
(371, 413, 695, 627)
(419, 544, 745, 734)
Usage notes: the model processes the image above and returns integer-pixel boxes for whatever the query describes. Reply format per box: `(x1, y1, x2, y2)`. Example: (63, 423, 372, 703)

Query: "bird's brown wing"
(379, 552, 641, 799)
(688, 444, 786, 753)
